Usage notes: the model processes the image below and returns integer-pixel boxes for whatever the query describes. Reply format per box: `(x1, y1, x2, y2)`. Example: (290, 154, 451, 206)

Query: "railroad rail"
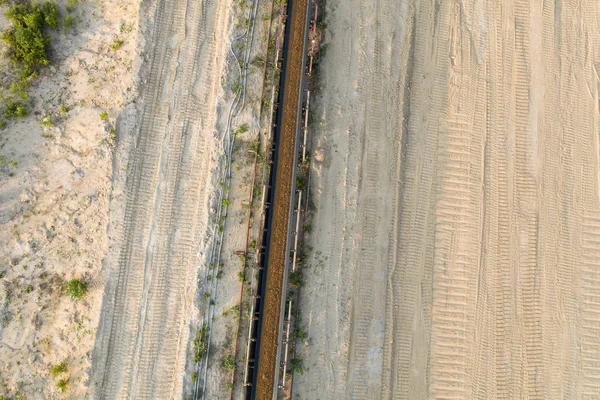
(242, 0, 312, 398)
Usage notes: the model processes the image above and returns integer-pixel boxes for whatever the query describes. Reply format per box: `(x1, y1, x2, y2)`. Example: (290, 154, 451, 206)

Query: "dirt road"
(296, 0, 600, 399)
(91, 0, 231, 397)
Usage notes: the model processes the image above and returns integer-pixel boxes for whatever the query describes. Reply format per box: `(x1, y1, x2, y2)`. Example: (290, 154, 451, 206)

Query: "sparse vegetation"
(221, 354, 235, 372)
(234, 123, 249, 136)
(290, 270, 304, 287)
(1, 2, 59, 68)
(40, 116, 53, 127)
(193, 323, 209, 363)
(4, 100, 28, 118)
(50, 360, 68, 376)
(237, 270, 247, 283)
(56, 378, 68, 392)
(290, 357, 305, 375)
(110, 37, 123, 50)
(99, 110, 109, 121)
(63, 14, 74, 30)
(230, 304, 239, 317)
(64, 279, 88, 299)
(109, 126, 117, 141)
(294, 326, 308, 340)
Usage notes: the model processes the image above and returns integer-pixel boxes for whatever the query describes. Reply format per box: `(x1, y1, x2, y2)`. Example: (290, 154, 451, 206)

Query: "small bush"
(41, 2, 59, 28)
(237, 270, 247, 283)
(64, 279, 88, 299)
(1, 2, 59, 68)
(110, 38, 123, 50)
(290, 270, 304, 287)
(4, 100, 28, 118)
(56, 378, 68, 392)
(294, 327, 308, 340)
(50, 361, 68, 376)
(290, 357, 305, 375)
(65, 0, 77, 12)
(234, 123, 249, 136)
(221, 355, 235, 372)
(193, 323, 209, 363)
(40, 116, 53, 127)
(10, 79, 29, 99)
(99, 110, 109, 121)
(63, 14, 74, 30)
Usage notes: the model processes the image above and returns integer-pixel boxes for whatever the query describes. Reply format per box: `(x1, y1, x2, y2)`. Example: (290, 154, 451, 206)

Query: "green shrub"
(40, 116, 53, 127)
(1, 2, 59, 68)
(50, 361, 68, 376)
(56, 378, 68, 392)
(193, 323, 209, 363)
(63, 14, 74, 30)
(221, 355, 235, 372)
(41, 2, 59, 28)
(290, 357, 305, 375)
(110, 38, 123, 50)
(64, 279, 88, 299)
(99, 110, 109, 121)
(4, 100, 28, 118)
(289, 270, 304, 287)
(65, 0, 77, 12)
(234, 123, 249, 136)
(10, 78, 29, 99)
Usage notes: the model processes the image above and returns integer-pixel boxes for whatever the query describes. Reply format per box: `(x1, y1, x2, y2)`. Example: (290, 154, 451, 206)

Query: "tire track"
(581, 214, 600, 399)
(347, 0, 399, 397)
(295, 0, 600, 398)
(92, 0, 229, 397)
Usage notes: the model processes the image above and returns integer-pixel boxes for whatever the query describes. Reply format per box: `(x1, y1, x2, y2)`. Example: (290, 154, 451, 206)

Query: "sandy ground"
(296, 0, 600, 399)
(0, 0, 272, 396)
(0, 0, 139, 397)
(88, 0, 239, 397)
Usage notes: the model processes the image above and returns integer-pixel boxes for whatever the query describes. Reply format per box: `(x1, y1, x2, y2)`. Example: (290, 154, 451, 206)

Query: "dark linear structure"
(244, 0, 310, 398)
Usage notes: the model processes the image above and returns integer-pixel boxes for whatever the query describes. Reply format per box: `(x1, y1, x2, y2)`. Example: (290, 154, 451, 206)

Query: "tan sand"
(295, 0, 600, 399)
(0, 0, 139, 397)
(89, 0, 238, 397)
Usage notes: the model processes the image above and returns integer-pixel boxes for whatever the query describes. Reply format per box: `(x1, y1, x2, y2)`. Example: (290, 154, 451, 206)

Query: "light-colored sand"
(0, 0, 139, 397)
(296, 0, 600, 399)
(89, 0, 239, 397)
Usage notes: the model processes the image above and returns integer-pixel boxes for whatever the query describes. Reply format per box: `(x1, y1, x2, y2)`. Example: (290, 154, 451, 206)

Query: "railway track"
(242, 0, 311, 398)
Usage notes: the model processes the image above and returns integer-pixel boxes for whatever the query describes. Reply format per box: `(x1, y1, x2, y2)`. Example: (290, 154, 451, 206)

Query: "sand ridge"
(90, 0, 234, 397)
